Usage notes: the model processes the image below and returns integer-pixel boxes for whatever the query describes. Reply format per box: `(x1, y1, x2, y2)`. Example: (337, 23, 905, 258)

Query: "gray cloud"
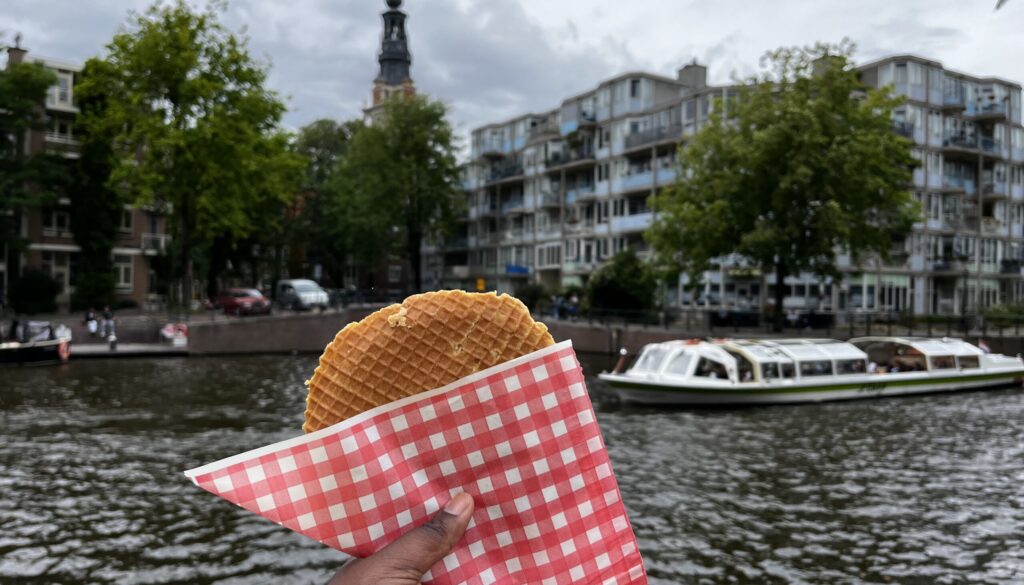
(2, 0, 1021, 145)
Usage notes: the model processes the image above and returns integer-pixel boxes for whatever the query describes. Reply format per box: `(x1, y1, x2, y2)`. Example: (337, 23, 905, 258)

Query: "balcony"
(942, 174, 975, 194)
(487, 163, 524, 183)
(932, 258, 968, 273)
(980, 136, 1003, 156)
(624, 124, 683, 150)
(655, 167, 677, 185)
(892, 121, 914, 138)
(982, 218, 1008, 236)
(563, 261, 598, 274)
(566, 184, 595, 205)
(620, 171, 654, 192)
(501, 197, 525, 214)
(1000, 259, 1023, 275)
(610, 212, 654, 233)
(968, 100, 1008, 122)
(539, 192, 561, 208)
(982, 180, 1009, 198)
(142, 233, 170, 254)
(546, 148, 595, 169)
(941, 91, 966, 111)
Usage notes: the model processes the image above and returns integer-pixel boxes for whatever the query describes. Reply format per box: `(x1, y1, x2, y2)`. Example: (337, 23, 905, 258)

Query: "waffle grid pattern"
(187, 343, 647, 585)
(304, 291, 554, 433)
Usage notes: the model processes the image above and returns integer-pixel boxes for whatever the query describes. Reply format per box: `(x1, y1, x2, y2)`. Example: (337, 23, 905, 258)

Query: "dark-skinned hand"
(327, 492, 475, 585)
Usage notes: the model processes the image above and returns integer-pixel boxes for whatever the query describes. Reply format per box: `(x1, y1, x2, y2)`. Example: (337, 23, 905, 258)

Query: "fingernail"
(444, 492, 471, 516)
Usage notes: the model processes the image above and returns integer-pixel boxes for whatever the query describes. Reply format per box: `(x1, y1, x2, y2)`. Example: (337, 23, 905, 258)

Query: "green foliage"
(321, 96, 462, 291)
(9, 268, 61, 314)
(78, 0, 304, 305)
(513, 282, 548, 313)
(985, 303, 1024, 328)
(648, 41, 920, 330)
(296, 119, 362, 191)
(0, 60, 61, 250)
(71, 59, 124, 310)
(585, 250, 657, 312)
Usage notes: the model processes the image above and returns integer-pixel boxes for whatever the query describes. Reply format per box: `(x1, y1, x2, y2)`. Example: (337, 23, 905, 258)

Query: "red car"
(218, 288, 272, 316)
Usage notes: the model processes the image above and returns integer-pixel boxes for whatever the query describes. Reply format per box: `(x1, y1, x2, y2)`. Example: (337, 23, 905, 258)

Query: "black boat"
(1, 320, 72, 366)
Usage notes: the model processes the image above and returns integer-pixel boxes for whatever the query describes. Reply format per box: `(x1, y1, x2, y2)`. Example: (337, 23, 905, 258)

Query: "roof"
(726, 339, 867, 362)
(850, 337, 983, 357)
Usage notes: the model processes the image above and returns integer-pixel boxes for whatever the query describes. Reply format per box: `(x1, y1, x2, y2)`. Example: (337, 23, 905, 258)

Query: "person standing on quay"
(102, 305, 115, 338)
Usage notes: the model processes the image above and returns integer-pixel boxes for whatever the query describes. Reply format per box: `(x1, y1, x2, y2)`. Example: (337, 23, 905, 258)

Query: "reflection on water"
(1, 355, 1023, 584)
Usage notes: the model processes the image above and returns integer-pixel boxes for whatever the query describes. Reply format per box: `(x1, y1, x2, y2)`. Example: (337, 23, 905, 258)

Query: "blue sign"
(505, 264, 530, 275)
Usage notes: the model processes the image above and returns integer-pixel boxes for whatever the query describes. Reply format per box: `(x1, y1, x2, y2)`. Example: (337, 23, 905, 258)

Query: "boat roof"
(849, 336, 983, 357)
(643, 338, 868, 364)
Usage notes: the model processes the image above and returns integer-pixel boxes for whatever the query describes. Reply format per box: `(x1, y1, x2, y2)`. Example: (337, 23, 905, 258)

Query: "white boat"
(598, 337, 1024, 405)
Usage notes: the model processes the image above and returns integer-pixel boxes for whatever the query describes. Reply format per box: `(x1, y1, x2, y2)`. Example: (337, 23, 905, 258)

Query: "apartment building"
(3, 43, 169, 309)
(430, 55, 1024, 316)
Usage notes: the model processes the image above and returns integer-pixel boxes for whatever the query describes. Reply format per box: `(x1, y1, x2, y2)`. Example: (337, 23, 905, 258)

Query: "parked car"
(275, 279, 329, 311)
(218, 288, 272, 316)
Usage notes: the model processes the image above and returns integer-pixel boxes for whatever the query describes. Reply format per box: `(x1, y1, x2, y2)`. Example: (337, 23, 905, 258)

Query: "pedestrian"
(102, 305, 115, 338)
(84, 307, 98, 337)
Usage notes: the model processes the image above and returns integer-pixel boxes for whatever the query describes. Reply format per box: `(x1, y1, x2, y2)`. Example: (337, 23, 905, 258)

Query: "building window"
(388, 265, 402, 284)
(120, 209, 134, 233)
(42, 209, 71, 235)
(894, 63, 908, 84)
(630, 79, 641, 98)
(114, 255, 133, 290)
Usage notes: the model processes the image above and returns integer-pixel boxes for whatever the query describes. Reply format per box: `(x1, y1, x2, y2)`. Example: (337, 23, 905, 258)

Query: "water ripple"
(2, 356, 1023, 583)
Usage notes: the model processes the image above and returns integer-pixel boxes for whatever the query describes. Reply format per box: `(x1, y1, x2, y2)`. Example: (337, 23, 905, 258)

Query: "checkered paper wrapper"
(185, 340, 647, 585)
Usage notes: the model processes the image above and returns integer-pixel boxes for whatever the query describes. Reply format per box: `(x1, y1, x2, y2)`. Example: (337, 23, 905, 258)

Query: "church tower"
(367, 0, 415, 116)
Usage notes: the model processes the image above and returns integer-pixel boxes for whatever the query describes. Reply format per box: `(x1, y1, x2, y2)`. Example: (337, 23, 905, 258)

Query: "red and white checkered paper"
(185, 340, 647, 585)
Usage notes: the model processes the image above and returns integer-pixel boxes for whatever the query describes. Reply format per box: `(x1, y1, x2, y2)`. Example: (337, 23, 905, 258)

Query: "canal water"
(2, 355, 1023, 584)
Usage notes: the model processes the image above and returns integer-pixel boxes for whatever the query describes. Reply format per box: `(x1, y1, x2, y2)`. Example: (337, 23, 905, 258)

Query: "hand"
(328, 492, 475, 585)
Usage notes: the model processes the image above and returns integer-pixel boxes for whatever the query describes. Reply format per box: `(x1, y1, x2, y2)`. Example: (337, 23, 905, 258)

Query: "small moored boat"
(598, 337, 1024, 405)
(0, 321, 72, 366)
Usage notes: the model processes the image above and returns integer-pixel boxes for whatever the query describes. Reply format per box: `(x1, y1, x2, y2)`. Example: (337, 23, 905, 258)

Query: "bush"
(585, 250, 657, 313)
(10, 268, 61, 314)
(71, 270, 116, 312)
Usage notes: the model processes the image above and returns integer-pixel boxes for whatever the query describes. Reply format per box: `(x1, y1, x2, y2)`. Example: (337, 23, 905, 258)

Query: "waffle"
(303, 290, 554, 433)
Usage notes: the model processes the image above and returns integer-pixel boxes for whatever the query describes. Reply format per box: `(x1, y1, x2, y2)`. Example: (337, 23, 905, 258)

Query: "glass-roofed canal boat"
(598, 337, 1024, 405)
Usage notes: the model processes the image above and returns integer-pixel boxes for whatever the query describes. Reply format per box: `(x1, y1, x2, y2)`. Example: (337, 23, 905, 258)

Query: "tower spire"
(374, 0, 413, 95)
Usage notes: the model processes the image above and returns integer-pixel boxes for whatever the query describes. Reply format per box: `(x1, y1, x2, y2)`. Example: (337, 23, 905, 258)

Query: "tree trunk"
(407, 224, 422, 293)
(180, 209, 193, 315)
(773, 262, 787, 333)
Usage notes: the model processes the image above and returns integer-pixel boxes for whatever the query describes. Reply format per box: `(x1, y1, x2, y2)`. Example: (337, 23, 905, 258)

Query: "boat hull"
(0, 338, 71, 366)
(600, 369, 1024, 406)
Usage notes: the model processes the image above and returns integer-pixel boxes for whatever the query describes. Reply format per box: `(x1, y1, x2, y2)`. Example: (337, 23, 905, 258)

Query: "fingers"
(371, 492, 475, 575)
(329, 492, 475, 584)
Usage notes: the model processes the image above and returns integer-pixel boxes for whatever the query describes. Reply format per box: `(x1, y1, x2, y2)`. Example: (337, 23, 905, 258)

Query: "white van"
(275, 279, 329, 311)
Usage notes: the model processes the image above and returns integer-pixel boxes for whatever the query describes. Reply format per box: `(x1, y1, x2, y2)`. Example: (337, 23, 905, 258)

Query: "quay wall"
(187, 312, 1024, 359)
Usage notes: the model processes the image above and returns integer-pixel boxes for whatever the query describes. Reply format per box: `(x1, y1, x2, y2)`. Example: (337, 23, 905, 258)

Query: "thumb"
(331, 492, 475, 584)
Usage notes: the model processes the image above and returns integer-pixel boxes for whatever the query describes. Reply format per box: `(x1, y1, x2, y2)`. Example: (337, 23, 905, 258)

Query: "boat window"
(799, 360, 834, 377)
(761, 362, 779, 379)
(930, 355, 956, 370)
(664, 352, 694, 376)
(781, 362, 795, 378)
(694, 357, 728, 379)
(634, 347, 669, 372)
(835, 359, 867, 375)
(957, 355, 979, 369)
(725, 350, 755, 382)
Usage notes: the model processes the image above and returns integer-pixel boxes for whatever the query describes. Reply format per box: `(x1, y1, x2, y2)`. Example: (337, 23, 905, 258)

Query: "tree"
(325, 96, 461, 292)
(294, 119, 363, 285)
(586, 250, 657, 314)
(71, 59, 123, 310)
(647, 41, 919, 331)
(77, 0, 303, 309)
(0, 58, 61, 299)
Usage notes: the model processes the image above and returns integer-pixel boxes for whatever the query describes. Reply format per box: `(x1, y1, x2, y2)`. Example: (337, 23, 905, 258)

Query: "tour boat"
(0, 321, 72, 366)
(598, 337, 1024, 405)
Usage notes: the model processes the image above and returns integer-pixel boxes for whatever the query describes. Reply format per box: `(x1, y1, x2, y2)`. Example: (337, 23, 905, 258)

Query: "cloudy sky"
(2, 0, 1021, 144)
